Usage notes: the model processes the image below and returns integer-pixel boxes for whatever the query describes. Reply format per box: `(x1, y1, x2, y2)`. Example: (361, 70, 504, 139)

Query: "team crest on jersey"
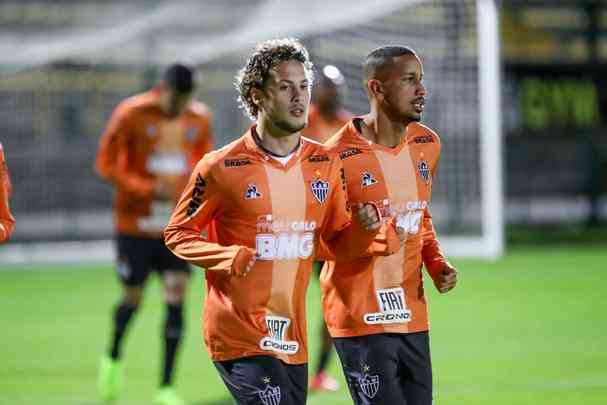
(361, 171, 378, 188)
(310, 180, 329, 204)
(258, 377, 281, 405)
(146, 124, 157, 138)
(185, 127, 197, 141)
(417, 160, 432, 184)
(245, 184, 262, 199)
(358, 365, 380, 399)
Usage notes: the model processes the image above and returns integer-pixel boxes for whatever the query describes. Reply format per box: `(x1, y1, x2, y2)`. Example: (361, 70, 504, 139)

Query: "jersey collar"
(243, 124, 304, 171)
(350, 117, 409, 155)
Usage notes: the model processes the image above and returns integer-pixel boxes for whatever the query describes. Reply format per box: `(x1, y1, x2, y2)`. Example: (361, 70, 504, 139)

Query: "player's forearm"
(95, 161, 154, 197)
(0, 183, 14, 242)
(421, 218, 449, 278)
(0, 216, 14, 243)
(422, 240, 449, 276)
(94, 128, 155, 196)
(0, 202, 15, 242)
(164, 226, 254, 274)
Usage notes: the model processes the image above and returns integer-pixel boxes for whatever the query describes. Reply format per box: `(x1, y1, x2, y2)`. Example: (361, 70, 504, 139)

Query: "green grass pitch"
(0, 245, 605, 404)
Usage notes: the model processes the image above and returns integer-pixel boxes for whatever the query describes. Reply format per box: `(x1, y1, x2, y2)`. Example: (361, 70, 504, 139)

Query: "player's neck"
(362, 111, 408, 148)
(318, 106, 339, 122)
(255, 118, 301, 157)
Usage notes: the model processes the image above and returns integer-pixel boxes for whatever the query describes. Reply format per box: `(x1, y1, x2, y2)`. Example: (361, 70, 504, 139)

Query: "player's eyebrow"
(277, 78, 309, 85)
(402, 72, 423, 78)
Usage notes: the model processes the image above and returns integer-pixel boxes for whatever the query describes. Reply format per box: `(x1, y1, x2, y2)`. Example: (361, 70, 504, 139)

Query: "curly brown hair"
(235, 38, 314, 120)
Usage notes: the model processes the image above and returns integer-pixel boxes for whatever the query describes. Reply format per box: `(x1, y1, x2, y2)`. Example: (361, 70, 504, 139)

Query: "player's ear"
(251, 87, 263, 107)
(368, 79, 384, 100)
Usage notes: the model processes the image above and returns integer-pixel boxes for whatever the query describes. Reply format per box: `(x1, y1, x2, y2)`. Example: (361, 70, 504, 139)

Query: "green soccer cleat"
(154, 386, 186, 405)
(97, 356, 123, 402)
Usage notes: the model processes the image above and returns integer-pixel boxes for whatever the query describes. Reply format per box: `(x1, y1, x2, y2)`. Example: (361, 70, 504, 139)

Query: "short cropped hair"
(362, 45, 417, 82)
(163, 63, 195, 94)
(235, 38, 314, 119)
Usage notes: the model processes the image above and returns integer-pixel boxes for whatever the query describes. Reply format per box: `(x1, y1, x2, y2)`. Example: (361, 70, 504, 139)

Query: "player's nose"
(291, 85, 306, 102)
(417, 81, 427, 97)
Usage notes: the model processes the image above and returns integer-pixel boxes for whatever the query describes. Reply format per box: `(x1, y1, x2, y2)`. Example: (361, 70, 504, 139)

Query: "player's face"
(160, 87, 192, 118)
(314, 79, 341, 115)
(260, 59, 310, 136)
(379, 54, 426, 124)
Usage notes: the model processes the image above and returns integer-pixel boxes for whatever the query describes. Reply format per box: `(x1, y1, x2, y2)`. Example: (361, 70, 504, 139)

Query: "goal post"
(438, 0, 503, 259)
(477, 0, 504, 259)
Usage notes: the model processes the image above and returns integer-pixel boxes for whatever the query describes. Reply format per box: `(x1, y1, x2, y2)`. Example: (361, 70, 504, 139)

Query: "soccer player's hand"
(243, 254, 257, 276)
(436, 264, 458, 294)
(394, 225, 406, 243)
(231, 246, 258, 277)
(357, 203, 381, 230)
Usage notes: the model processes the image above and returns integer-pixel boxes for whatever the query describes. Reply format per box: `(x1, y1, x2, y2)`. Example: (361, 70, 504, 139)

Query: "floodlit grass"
(0, 245, 605, 404)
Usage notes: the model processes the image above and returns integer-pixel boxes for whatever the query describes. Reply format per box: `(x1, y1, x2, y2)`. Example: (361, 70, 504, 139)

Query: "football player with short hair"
(322, 46, 458, 405)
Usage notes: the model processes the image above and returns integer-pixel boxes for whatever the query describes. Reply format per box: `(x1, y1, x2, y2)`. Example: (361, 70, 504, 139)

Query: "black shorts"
(115, 234, 190, 286)
(214, 356, 307, 405)
(333, 332, 433, 405)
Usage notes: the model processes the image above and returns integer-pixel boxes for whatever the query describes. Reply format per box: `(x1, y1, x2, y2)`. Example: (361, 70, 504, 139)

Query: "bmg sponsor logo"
(391, 200, 427, 236)
(255, 215, 315, 261)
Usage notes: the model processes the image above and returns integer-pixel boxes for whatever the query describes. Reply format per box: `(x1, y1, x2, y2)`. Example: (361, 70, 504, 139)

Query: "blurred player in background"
(322, 46, 458, 405)
(0, 143, 15, 243)
(303, 65, 352, 144)
(302, 64, 352, 392)
(95, 63, 213, 405)
(164, 38, 396, 405)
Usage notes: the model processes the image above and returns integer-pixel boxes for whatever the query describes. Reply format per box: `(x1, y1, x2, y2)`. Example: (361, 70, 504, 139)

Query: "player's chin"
(290, 114, 307, 130)
(409, 112, 422, 122)
(293, 119, 306, 132)
(276, 118, 305, 135)
(396, 110, 421, 124)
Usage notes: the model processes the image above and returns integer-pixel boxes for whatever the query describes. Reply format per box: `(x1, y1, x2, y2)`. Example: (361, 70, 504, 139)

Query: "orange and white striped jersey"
(164, 125, 351, 364)
(321, 118, 449, 338)
(302, 104, 352, 144)
(95, 88, 213, 238)
(0, 143, 15, 242)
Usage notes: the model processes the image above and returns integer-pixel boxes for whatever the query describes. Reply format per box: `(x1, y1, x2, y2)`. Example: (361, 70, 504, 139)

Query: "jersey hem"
(328, 325, 429, 338)
(114, 227, 164, 239)
(206, 349, 308, 365)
